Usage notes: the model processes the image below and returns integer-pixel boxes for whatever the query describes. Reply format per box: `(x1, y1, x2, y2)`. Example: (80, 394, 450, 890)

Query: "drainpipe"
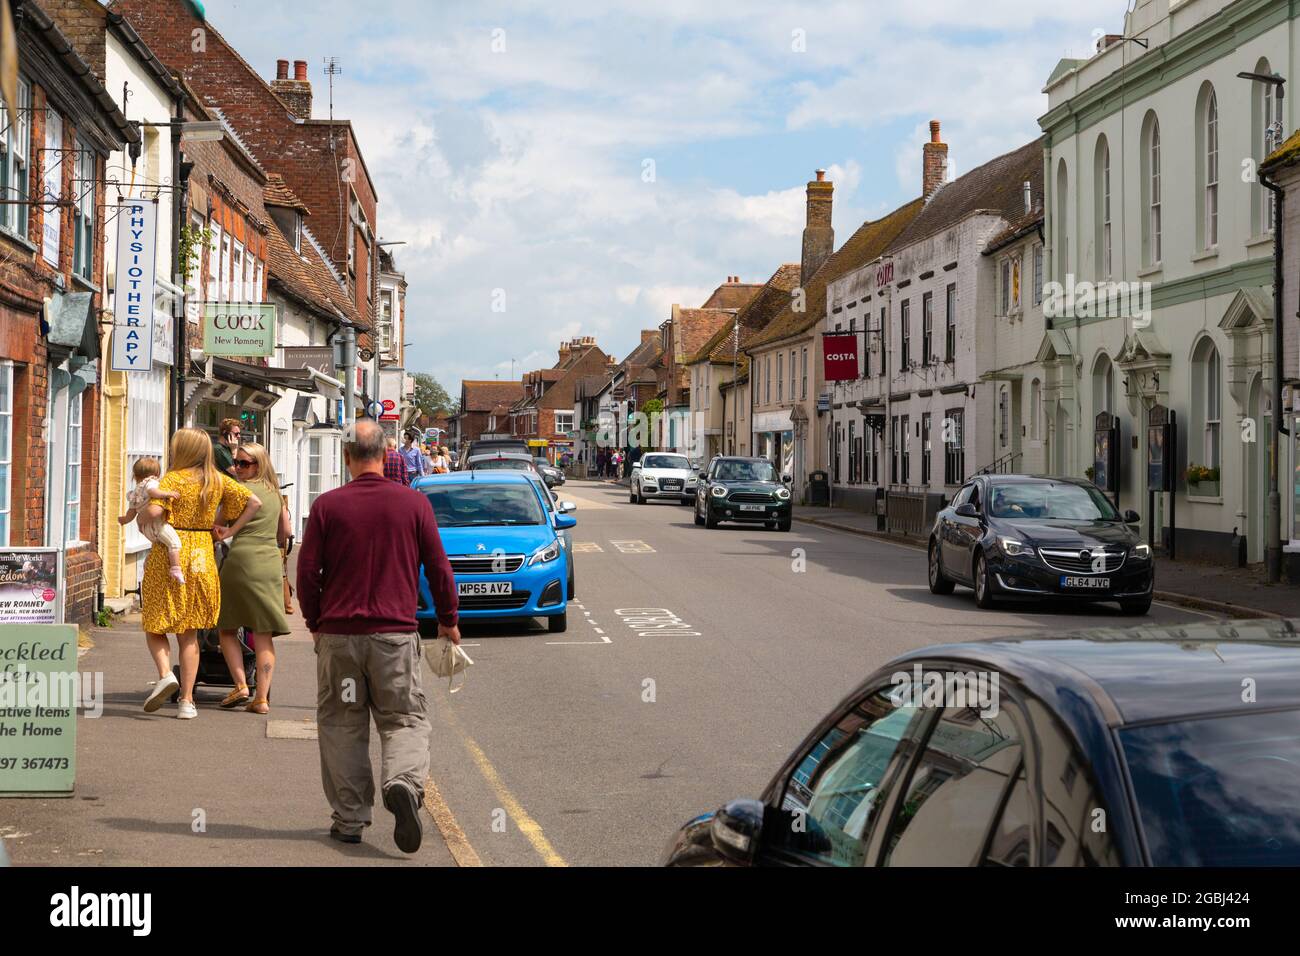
(1259, 169, 1287, 584)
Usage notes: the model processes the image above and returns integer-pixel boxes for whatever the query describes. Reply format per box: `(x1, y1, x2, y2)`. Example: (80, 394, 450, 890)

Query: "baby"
(119, 457, 185, 584)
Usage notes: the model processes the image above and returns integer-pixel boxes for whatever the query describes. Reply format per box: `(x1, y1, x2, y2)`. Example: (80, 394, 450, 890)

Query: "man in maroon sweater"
(297, 420, 460, 852)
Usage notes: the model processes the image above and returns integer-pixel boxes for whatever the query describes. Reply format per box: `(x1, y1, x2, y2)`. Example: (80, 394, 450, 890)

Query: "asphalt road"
(424, 478, 1219, 867)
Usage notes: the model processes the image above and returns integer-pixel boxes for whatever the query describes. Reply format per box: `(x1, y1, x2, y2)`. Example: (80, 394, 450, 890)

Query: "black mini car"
(928, 474, 1153, 614)
(662, 617, 1300, 867)
(693, 456, 793, 531)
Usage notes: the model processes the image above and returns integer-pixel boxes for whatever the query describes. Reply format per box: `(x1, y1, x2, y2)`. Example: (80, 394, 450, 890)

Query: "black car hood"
(1002, 519, 1137, 548)
(715, 482, 781, 494)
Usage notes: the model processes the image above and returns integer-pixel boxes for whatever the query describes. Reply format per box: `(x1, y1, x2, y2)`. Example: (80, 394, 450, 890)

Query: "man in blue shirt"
(400, 433, 425, 481)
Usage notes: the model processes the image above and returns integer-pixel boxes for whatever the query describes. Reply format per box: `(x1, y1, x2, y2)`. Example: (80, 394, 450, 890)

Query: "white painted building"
(1040, 0, 1291, 566)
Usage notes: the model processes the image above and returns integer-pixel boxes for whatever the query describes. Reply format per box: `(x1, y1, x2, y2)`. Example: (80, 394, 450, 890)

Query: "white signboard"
(379, 367, 404, 421)
(42, 115, 61, 265)
(110, 200, 159, 372)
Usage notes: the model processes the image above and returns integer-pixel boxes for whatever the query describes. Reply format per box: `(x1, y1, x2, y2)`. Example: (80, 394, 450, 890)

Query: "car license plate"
(739, 504, 766, 512)
(1061, 576, 1109, 589)
(458, 581, 513, 596)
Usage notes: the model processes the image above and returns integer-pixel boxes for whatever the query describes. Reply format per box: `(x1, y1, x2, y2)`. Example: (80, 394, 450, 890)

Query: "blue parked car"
(412, 472, 576, 633)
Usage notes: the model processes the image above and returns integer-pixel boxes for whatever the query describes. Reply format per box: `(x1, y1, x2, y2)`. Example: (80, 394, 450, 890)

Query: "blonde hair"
(133, 457, 161, 481)
(236, 442, 282, 507)
(169, 427, 221, 509)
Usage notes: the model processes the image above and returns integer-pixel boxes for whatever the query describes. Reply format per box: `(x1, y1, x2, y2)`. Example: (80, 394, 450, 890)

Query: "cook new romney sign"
(202, 302, 278, 357)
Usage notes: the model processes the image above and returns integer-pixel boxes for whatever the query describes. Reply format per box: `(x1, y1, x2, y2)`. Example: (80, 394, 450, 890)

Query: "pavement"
(790, 504, 1298, 620)
(2, 603, 455, 866)
(1, 478, 1276, 868)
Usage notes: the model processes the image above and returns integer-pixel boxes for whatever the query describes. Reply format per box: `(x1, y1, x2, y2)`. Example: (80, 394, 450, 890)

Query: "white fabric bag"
(429, 637, 473, 693)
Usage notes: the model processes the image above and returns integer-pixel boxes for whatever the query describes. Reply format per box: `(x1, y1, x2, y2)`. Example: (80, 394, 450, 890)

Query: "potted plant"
(1184, 463, 1220, 497)
(1084, 465, 1096, 482)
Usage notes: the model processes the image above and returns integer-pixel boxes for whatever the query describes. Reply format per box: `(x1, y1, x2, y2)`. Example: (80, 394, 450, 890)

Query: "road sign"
(365, 401, 383, 419)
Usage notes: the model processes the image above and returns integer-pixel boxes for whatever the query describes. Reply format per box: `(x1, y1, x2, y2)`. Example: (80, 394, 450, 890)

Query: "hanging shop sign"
(202, 302, 277, 357)
(0, 548, 63, 625)
(823, 333, 859, 382)
(110, 200, 159, 372)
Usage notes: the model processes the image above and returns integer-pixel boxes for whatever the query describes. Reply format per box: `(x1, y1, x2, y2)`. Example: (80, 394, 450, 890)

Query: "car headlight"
(1131, 543, 1151, 559)
(710, 486, 726, 498)
(776, 487, 791, 500)
(528, 539, 561, 566)
(998, 535, 1031, 557)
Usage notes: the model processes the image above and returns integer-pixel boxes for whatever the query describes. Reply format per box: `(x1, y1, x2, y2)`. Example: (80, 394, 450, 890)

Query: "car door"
(941, 483, 974, 577)
(950, 479, 986, 577)
(759, 685, 931, 866)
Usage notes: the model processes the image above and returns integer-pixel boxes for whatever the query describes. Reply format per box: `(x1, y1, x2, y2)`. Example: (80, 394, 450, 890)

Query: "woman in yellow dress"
(139, 427, 262, 719)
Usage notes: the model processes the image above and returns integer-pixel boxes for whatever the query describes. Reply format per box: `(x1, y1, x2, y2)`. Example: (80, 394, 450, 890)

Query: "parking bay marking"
(610, 540, 655, 554)
(571, 542, 604, 553)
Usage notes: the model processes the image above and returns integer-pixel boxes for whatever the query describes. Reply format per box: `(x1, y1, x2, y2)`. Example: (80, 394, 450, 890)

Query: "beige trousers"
(315, 631, 429, 834)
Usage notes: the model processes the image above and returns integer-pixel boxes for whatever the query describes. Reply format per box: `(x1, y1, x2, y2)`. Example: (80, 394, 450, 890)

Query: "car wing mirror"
(709, 798, 765, 866)
(559, 500, 577, 513)
(1124, 509, 1140, 524)
(782, 474, 793, 485)
(955, 503, 979, 518)
(555, 514, 577, 530)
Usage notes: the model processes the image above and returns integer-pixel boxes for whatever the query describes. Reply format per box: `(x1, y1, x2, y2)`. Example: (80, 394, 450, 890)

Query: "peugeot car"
(694, 456, 793, 531)
(413, 472, 576, 633)
(928, 474, 1153, 614)
(630, 452, 696, 504)
(663, 617, 1300, 867)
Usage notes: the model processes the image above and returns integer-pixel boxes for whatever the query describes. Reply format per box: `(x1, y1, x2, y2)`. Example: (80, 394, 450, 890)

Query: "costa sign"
(823, 332, 859, 382)
(875, 260, 894, 289)
(202, 303, 277, 357)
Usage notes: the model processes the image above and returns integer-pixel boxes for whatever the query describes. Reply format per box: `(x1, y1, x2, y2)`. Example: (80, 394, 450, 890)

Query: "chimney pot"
(1023, 180, 1032, 215)
(815, 169, 826, 182)
(922, 119, 949, 200)
(930, 120, 941, 143)
(294, 60, 308, 81)
(276, 59, 289, 80)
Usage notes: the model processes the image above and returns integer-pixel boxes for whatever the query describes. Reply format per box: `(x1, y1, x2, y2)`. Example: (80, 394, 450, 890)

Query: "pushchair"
(168, 539, 259, 702)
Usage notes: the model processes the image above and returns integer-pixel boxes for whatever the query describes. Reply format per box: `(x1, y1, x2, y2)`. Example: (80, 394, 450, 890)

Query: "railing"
(886, 485, 930, 537)
(973, 451, 1023, 477)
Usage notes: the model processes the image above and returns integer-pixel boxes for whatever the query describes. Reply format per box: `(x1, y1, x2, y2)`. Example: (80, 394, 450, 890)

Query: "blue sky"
(202, 0, 1130, 393)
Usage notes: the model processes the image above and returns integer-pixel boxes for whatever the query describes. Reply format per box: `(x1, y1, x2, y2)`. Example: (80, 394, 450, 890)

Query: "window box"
(1187, 481, 1220, 499)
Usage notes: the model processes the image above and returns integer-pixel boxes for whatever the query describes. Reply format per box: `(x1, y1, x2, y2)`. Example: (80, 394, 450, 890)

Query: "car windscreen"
(423, 484, 546, 527)
(987, 481, 1119, 520)
(714, 460, 777, 482)
(1121, 709, 1300, 865)
(643, 454, 689, 470)
(472, 458, 533, 471)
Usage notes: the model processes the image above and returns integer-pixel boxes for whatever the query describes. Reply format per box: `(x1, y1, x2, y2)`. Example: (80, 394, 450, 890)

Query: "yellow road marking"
(461, 734, 567, 867)
(423, 774, 482, 867)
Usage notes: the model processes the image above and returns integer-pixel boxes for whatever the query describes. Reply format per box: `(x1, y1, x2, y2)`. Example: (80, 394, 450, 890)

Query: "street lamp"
(1238, 69, 1287, 583)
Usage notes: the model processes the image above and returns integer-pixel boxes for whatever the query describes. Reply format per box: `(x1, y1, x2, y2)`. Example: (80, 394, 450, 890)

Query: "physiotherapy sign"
(110, 200, 159, 372)
(202, 302, 278, 357)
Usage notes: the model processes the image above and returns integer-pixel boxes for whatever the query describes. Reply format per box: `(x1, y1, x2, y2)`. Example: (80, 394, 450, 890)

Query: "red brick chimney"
(801, 169, 834, 282)
(271, 57, 313, 120)
(923, 120, 948, 200)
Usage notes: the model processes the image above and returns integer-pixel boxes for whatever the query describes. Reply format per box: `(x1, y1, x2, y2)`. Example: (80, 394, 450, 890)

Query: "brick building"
(453, 379, 524, 455)
(0, 0, 136, 621)
(510, 338, 611, 456)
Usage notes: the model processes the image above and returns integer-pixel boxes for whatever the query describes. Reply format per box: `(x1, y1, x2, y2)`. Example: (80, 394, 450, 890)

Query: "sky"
(202, 0, 1132, 394)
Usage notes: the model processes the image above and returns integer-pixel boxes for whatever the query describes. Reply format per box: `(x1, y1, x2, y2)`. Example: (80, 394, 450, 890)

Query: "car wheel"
(705, 508, 718, 529)
(693, 503, 704, 526)
(777, 517, 792, 532)
(928, 539, 955, 595)
(548, 610, 568, 633)
(973, 552, 997, 609)
(1120, 596, 1152, 616)
(567, 568, 575, 600)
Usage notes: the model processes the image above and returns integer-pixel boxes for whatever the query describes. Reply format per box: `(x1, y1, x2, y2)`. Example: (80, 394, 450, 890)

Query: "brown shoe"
(219, 686, 251, 709)
(246, 698, 269, 715)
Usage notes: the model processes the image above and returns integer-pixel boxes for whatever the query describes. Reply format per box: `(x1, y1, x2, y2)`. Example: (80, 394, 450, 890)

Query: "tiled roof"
(700, 280, 765, 310)
(264, 173, 310, 214)
(264, 220, 363, 328)
(675, 308, 734, 360)
(747, 200, 924, 350)
(890, 137, 1045, 253)
(690, 263, 801, 364)
(1262, 129, 1300, 171)
(461, 380, 524, 412)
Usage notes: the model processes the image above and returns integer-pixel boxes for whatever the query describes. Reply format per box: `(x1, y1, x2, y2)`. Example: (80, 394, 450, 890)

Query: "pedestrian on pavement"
(401, 432, 426, 482)
(383, 438, 410, 484)
(297, 420, 461, 852)
(211, 418, 242, 478)
(215, 442, 292, 714)
(139, 428, 262, 719)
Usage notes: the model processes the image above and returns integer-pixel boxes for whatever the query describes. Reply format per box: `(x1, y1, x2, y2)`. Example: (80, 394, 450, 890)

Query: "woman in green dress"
(216, 442, 291, 714)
